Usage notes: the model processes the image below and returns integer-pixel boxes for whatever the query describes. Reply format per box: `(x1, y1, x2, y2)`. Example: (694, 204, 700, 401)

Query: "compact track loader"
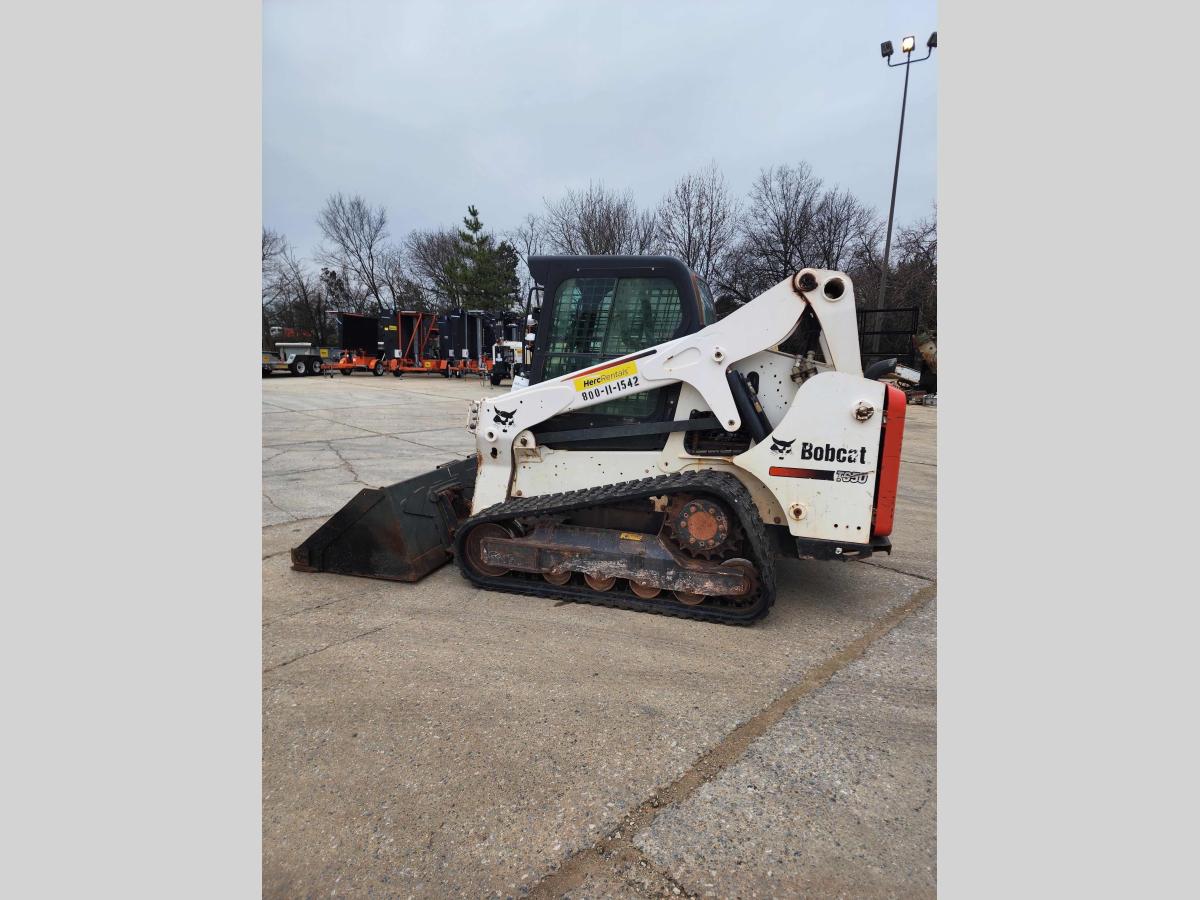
(292, 256, 906, 624)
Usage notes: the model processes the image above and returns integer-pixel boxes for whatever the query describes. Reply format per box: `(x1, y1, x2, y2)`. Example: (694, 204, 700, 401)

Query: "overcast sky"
(264, 0, 938, 265)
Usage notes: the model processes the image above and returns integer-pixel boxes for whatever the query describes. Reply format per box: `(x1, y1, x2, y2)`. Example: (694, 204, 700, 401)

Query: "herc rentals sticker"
(573, 360, 641, 401)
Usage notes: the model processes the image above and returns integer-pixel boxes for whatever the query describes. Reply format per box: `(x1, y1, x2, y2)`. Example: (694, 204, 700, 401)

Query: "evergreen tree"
(447, 205, 520, 312)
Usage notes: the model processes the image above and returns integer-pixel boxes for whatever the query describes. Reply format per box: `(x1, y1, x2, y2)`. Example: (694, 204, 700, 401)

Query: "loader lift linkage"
(293, 256, 907, 625)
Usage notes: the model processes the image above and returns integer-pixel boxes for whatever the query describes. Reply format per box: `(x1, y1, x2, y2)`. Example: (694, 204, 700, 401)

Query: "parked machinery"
(331, 313, 389, 376)
(293, 255, 908, 625)
(488, 314, 533, 386)
(436, 308, 493, 378)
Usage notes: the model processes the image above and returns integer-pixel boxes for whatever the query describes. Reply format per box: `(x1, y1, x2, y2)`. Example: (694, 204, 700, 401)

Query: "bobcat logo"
(492, 407, 516, 432)
(769, 437, 795, 458)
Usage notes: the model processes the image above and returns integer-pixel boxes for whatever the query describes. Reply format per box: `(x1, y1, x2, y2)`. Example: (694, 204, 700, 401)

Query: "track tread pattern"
(454, 471, 776, 625)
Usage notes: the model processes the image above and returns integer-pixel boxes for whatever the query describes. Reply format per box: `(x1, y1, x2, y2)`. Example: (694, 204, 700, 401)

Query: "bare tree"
(541, 182, 658, 256)
(506, 213, 545, 306)
(891, 210, 937, 331)
(262, 227, 285, 272)
(265, 247, 334, 344)
(317, 193, 390, 313)
(809, 188, 877, 272)
(716, 162, 839, 311)
(740, 163, 824, 282)
(372, 244, 424, 312)
(655, 163, 740, 284)
(402, 228, 465, 309)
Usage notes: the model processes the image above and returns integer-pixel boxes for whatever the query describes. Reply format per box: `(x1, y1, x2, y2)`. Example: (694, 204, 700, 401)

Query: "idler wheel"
(584, 574, 616, 591)
(673, 591, 706, 606)
(463, 523, 512, 577)
(543, 570, 571, 586)
(718, 557, 757, 597)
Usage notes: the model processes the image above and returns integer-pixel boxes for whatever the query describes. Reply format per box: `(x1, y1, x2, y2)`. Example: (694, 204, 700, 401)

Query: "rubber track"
(453, 471, 776, 625)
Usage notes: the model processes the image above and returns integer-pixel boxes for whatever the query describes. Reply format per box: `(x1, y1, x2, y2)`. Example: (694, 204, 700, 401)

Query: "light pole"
(877, 31, 936, 308)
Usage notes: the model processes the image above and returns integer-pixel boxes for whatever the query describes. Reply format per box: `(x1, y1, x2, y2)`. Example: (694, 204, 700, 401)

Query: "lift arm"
(468, 269, 863, 511)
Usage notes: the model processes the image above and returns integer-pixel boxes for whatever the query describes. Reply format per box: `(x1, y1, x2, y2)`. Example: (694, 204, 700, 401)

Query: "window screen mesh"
(542, 276, 683, 418)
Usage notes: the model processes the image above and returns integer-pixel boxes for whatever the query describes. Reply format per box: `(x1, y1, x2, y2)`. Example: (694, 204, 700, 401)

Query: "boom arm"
(468, 269, 863, 511)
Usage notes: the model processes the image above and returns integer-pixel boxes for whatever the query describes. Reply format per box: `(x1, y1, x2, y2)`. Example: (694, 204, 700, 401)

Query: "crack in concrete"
(263, 623, 392, 674)
(860, 559, 935, 582)
(262, 493, 300, 523)
(326, 442, 371, 488)
(262, 596, 344, 626)
(526, 583, 937, 899)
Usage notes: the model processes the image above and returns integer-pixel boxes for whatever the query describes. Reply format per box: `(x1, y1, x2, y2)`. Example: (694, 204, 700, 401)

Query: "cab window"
(542, 275, 683, 417)
(696, 276, 717, 324)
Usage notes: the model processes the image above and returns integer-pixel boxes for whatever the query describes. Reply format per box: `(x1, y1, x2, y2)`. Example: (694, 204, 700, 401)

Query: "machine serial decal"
(574, 360, 640, 400)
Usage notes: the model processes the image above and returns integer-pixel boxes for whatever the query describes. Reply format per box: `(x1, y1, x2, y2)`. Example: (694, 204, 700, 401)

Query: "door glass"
(543, 276, 683, 417)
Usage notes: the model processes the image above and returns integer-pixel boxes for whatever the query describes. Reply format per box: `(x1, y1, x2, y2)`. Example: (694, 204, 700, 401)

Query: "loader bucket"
(290, 456, 476, 582)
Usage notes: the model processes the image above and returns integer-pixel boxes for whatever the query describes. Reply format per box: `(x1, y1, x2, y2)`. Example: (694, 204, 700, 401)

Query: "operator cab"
(524, 255, 717, 451)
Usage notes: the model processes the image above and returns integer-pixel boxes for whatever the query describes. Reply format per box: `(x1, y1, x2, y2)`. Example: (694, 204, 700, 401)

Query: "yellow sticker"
(619, 532, 644, 542)
(573, 360, 639, 394)
(319, 348, 329, 357)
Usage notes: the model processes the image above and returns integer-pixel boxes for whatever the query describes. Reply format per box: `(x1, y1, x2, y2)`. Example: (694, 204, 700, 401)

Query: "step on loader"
(292, 256, 907, 624)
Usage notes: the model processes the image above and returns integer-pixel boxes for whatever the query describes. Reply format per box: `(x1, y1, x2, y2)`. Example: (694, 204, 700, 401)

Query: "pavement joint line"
(900, 457, 937, 467)
(262, 463, 358, 480)
(262, 398, 465, 415)
(526, 582, 937, 900)
(266, 407, 477, 456)
(262, 596, 344, 626)
(388, 434, 476, 456)
(262, 622, 393, 674)
(858, 559, 935, 582)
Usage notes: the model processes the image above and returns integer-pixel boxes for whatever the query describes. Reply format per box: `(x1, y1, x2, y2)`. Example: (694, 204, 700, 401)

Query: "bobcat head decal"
(769, 437, 795, 458)
(492, 407, 516, 432)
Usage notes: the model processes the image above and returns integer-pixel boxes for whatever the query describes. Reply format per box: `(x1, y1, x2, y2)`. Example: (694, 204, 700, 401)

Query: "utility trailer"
(331, 313, 390, 376)
(437, 308, 494, 378)
(388, 311, 456, 376)
(262, 342, 326, 377)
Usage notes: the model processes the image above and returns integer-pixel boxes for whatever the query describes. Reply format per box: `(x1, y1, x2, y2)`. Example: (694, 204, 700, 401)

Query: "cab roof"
(527, 255, 697, 286)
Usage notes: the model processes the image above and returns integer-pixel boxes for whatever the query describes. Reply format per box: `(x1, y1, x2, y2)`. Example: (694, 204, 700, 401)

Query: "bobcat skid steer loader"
(292, 256, 907, 624)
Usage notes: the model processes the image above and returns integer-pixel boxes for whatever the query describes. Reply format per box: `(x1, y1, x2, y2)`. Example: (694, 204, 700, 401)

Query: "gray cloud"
(265, 0, 937, 262)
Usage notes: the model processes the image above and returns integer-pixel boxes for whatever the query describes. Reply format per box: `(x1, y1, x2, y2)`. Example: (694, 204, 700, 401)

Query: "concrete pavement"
(262, 372, 937, 898)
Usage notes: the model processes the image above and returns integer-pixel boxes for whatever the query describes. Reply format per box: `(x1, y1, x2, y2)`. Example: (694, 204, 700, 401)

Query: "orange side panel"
(871, 384, 907, 537)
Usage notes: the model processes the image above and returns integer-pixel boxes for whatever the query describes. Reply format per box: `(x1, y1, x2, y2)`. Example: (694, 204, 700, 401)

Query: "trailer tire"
(311, 359, 323, 375)
(442, 367, 450, 378)
(392, 369, 403, 377)
(340, 369, 353, 376)
(291, 360, 308, 376)
(373, 361, 385, 376)
(490, 369, 503, 386)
